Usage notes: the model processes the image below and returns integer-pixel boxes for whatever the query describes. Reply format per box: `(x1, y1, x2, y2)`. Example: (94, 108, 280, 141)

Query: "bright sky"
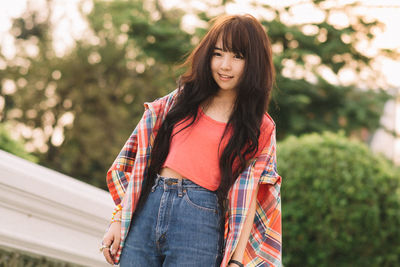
(0, 0, 399, 88)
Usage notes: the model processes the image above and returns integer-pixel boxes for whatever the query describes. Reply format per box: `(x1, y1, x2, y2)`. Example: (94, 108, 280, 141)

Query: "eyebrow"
(214, 47, 223, 51)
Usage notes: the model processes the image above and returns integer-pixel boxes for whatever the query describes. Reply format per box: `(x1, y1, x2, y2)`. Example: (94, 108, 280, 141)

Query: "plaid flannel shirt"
(106, 89, 282, 266)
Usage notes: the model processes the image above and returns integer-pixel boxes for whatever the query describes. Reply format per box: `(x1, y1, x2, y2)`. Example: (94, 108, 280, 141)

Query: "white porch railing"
(0, 149, 114, 266)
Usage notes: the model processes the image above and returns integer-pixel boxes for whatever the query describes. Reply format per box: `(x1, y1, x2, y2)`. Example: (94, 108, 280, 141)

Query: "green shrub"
(279, 131, 400, 267)
(0, 124, 37, 162)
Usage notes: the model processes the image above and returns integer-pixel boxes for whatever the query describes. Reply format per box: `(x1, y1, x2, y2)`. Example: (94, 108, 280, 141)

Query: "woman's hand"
(102, 215, 121, 264)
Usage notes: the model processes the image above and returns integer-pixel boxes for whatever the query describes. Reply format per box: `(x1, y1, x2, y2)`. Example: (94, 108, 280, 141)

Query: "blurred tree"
(0, 124, 37, 162)
(0, 0, 180, 187)
(90, 0, 192, 64)
(261, 5, 393, 140)
(0, 0, 395, 188)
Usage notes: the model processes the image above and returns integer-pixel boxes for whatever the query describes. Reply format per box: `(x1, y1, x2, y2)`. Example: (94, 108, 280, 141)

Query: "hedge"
(278, 131, 400, 267)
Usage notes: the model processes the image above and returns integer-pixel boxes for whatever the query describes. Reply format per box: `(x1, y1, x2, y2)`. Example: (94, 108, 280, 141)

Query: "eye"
(234, 53, 244, 59)
(212, 52, 222, 57)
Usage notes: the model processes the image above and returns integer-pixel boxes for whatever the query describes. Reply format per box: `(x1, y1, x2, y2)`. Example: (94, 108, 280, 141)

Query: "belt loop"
(151, 174, 161, 192)
(177, 178, 183, 197)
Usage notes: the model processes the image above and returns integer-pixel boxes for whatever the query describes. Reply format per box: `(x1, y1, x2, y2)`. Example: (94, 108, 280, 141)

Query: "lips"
(218, 73, 233, 80)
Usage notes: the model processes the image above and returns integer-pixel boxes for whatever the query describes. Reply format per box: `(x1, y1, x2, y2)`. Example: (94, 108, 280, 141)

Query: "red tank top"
(162, 107, 271, 191)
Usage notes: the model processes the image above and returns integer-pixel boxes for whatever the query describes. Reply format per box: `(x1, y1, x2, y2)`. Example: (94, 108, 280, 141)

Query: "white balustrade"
(0, 150, 114, 266)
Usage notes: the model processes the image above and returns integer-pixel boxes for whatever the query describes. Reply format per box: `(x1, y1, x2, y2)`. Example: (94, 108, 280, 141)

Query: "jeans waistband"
(151, 174, 215, 194)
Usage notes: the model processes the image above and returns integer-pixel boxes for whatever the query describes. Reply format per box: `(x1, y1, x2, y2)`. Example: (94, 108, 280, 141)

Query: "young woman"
(101, 14, 282, 267)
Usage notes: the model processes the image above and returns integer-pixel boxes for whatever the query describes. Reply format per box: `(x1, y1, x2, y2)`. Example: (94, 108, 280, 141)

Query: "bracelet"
(110, 204, 123, 224)
(110, 217, 121, 224)
(112, 204, 122, 216)
(229, 259, 244, 267)
(111, 205, 122, 218)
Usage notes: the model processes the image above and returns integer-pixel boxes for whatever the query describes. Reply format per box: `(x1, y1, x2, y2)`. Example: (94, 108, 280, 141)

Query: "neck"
(213, 89, 237, 107)
(201, 90, 236, 119)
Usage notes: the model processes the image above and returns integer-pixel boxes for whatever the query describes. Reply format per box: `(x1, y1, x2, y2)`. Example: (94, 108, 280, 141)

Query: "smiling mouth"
(218, 73, 233, 79)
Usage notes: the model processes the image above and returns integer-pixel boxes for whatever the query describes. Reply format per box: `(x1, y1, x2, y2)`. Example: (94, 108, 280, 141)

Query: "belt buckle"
(165, 179, 178, 185)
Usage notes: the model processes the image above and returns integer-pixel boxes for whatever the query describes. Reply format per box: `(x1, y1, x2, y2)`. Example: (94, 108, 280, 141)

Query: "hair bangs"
(215, 20, 250, 59)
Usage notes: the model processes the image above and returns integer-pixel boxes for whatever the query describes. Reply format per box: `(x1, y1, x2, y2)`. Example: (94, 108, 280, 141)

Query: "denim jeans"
(120, 174, 224, 267)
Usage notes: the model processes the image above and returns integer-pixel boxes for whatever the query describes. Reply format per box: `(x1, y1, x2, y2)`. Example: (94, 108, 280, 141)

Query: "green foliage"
(271, 76, 390, 138)
(88, 0, 192, 64)
(0, 247, 82, 267)
(259, 2, 393, 139)
(0, 124, 37, 162)
(278, 132, 400, 266)
(0, 0, 177, 188)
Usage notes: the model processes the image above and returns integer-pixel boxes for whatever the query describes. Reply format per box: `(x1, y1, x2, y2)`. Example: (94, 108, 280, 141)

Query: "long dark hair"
(135, 14, 275, 215)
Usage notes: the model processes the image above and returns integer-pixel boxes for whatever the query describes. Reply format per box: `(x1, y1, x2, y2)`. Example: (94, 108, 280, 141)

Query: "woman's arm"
(229, 185, 259, 265)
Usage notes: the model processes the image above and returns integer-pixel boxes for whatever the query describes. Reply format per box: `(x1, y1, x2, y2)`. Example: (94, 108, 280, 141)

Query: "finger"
(103, 247, 114, 265)
(103, 245, 114, 264)
(111, 235, 120, 256)
(102, 238, 114, 264)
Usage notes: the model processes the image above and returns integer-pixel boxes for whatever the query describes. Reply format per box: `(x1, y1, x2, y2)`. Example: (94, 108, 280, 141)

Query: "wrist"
(110, 217, 122, 224)
(229, 259, 244, 267)
(113, 210, 122, 218)
(110, 204, 123, 224)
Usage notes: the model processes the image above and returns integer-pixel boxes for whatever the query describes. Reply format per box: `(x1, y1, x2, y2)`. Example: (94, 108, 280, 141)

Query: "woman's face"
(211, 36, 245, 93)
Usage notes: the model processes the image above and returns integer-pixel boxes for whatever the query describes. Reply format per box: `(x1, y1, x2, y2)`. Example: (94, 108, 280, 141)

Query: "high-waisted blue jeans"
(119, 174, 224, 267)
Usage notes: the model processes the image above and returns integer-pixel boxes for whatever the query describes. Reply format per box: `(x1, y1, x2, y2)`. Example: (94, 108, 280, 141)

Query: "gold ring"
(99, 244, 110, 252)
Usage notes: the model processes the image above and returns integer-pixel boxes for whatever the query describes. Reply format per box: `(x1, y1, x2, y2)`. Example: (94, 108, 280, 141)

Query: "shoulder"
(143, 88, 179, 113)
(263, 112, 276, 128)
(258, 113, 276, 149)
(261, 112, 276, 135)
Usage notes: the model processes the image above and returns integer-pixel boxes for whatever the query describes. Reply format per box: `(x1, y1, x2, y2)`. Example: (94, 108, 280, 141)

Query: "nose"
(220, 55, 232, 70)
